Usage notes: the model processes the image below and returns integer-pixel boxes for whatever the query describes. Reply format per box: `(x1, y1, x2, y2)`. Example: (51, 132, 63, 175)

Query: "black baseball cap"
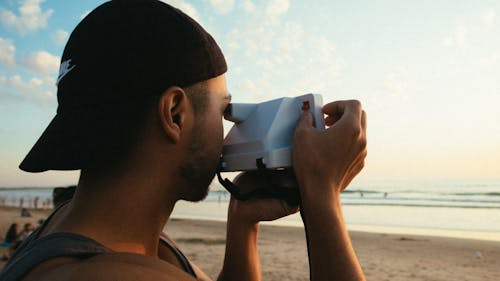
(19, 0, 227, 172)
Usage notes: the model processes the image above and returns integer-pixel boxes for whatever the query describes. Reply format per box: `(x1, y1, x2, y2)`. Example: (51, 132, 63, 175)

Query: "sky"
(0, 0, 499, 187)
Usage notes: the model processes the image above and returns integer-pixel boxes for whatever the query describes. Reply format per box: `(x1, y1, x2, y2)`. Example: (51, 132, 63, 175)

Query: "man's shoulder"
(34, 253, 197, 281)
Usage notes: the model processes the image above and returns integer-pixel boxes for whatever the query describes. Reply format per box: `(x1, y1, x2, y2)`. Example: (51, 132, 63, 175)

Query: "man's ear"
(158, 86, 189, 144)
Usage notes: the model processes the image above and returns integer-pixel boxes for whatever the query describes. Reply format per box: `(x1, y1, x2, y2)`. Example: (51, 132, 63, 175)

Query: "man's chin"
(182, 173, 216, 202)
(179, 157, 219, 202)
(182, 185, 210, 202)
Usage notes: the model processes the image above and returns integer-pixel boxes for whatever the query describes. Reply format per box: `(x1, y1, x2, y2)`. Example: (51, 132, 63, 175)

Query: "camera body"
(220, 93, 325, 172)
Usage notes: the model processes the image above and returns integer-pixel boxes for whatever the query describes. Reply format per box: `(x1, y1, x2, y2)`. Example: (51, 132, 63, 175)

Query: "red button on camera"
(301, 101, 310, 111)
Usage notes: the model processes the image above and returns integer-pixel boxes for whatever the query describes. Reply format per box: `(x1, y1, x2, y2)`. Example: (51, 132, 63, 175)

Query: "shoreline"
(1, 205, 499, 242)
(170, 213, 500, 243)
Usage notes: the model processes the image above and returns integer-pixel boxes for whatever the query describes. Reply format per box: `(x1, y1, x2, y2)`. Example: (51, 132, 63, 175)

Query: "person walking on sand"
(0, 1, 367, 281)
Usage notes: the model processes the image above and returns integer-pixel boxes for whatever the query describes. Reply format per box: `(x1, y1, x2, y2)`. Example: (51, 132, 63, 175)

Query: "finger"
(341, 148, 367, 188)
(322, 100, 345, 116)
(270, 174, 298, 189)
(325, 116, 333, 126)
(361, 110, 367, 133)
(323, 100, 362, 129)
(266, 168, 294, 177)
(296, 111, 313, 130)
(233, 172, 245, 182)
(233, 171, 267, 189)
(324, 114, 341, 127)
(233, 171, 254, 184)
(322, 99, 360, 113)
(324, 100, 362, 113)
(341, 157, 366, 191)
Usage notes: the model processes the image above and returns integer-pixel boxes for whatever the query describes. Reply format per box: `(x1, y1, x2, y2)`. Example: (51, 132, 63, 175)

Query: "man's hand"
(227, 170, 299, 225)
(293, 99, 367, 200)
(292, 99, 367, 281)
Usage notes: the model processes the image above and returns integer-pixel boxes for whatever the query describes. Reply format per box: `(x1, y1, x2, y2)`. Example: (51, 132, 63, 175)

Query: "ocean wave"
(341, 202, 500, 209)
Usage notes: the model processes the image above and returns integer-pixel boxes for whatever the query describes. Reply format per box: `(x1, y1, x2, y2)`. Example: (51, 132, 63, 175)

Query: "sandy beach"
(1, 206, 499, 280)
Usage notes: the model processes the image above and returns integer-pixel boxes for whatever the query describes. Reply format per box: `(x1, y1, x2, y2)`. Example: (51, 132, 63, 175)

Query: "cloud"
(208, 0, 234, 14)
(482, 9, 495, 28)
(276, 22, 303, 54)
(236, 79, 260, 100)
(52, 29, 69, 45)
(241, 0, 255, 13)
(0, 37, 16, 67)
(225, 29, 240, 51)
(162, 0, 201, 23)
(265, 0, 289, 18)
(443, 25, 467, 47)
(480, 50, 500, 66)
(284, 34, 341, 95)
(380, 67, 408, 98)
(0, 0, 53, 35)
(490, 50, 500, 62)
(0, 74, 55, 103)
(224, 14, 343, 103)
(225, 20, 302, 63)
(21, 51, 60, 75)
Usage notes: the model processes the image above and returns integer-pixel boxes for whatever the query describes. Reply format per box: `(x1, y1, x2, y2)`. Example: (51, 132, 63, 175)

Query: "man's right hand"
(293, 99, 367, 201)
(292, 99, 367, 281)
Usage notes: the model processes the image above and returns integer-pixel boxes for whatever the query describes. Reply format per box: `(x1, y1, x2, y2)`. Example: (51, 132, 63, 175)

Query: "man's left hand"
(226, 170, 300, 225)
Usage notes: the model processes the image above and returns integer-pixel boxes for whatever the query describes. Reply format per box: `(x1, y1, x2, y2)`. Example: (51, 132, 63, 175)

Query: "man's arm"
(218, 172, 299, 281)
(300, 183, 365, 280)
(218, 208, 260, 281)
(293, 100, 367, 281)
(218, 100, 367, 281)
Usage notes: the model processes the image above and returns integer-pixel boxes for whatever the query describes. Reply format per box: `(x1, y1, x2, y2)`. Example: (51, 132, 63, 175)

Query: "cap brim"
(19, 106, 135, 173)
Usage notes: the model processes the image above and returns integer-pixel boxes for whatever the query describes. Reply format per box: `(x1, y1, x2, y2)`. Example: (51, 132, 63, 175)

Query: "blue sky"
(0, 0, 499, 187)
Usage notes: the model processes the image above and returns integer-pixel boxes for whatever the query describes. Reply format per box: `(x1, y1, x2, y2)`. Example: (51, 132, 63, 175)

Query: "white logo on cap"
(56, 59, 76, 86)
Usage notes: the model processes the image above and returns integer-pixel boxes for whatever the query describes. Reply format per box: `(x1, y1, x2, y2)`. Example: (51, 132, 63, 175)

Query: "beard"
(179, 127, 221, 202)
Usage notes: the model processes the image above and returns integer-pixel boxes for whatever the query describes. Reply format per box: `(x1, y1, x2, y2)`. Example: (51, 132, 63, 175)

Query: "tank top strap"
(0, 231, 111, 281)
(159, 232, 197, 278)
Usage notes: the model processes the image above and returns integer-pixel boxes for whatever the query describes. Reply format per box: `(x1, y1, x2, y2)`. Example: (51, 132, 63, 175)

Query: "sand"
(1, 206, 500, 280)
(166, 219, 500, 281)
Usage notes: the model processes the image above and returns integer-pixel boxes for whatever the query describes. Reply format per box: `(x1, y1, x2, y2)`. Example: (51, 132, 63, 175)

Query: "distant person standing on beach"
(0, 1, 367, 281)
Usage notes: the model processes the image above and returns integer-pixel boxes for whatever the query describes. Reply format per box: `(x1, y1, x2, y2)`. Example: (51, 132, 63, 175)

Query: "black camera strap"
(216, 159, 301, 206)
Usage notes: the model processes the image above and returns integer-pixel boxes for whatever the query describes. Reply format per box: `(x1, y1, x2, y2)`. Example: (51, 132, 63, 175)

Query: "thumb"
(296, 111, 313, 130)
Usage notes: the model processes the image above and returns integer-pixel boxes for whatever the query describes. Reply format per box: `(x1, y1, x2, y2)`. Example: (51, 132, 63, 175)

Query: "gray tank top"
(0, 208, 196, 281)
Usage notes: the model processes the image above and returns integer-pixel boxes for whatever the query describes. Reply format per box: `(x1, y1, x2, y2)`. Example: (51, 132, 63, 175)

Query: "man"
(0, 1, 367, 280)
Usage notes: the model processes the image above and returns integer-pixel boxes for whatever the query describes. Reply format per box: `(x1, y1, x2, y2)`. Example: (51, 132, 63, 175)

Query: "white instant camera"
(220, 93, 325, 172)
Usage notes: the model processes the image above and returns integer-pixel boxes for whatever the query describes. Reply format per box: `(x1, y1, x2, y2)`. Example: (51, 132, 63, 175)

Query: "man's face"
(180, 75, 231, 201)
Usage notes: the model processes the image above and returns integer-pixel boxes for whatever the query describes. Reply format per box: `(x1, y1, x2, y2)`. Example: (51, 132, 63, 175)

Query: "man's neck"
(45, 167, 179, 256)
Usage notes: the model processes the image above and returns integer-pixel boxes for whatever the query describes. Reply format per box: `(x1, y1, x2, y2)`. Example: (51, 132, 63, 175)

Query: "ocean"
(1, 178, 499, 241)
